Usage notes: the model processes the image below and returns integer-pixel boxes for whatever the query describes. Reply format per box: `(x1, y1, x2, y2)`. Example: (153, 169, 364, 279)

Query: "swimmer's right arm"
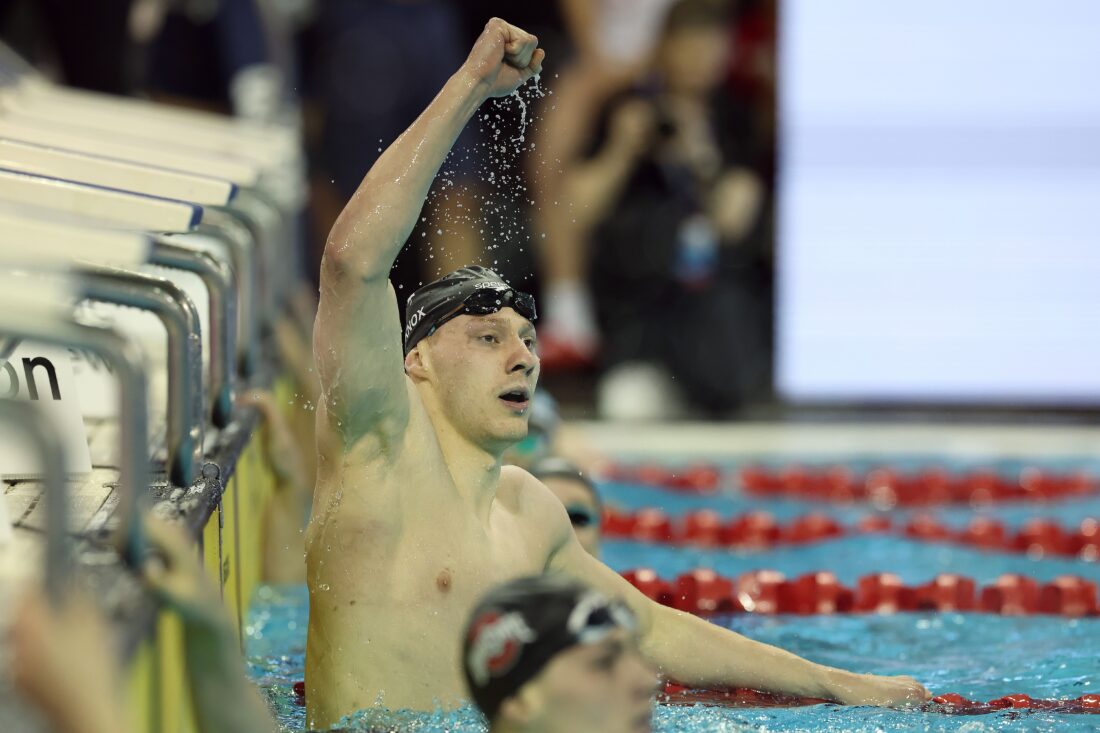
(315, 19, 544, 447)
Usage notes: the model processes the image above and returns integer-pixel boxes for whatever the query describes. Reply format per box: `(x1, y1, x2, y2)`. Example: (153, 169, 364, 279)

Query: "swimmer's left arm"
(544, 508, 930, 707)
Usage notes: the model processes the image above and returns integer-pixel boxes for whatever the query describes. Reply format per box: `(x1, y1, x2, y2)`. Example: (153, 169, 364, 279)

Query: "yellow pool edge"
(124, 375, 292, 733)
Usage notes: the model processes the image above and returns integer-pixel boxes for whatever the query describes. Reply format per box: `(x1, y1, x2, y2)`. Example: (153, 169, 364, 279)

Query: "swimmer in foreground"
(463, 575, 655, 733)
(529, 456, 603, 557)
(306, 17, 929, 729)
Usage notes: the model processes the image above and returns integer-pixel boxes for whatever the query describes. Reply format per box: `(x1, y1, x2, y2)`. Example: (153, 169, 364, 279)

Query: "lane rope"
(599, 462, 1100, 506)
(621, 567, 1100, 617)
(603, 507, 1100, 560)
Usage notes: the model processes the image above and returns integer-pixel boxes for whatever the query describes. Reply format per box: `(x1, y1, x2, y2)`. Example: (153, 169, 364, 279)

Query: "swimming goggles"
(565, 504, 599, 529)
(567, 591, 638, 644)
(430, 286, 537, 337)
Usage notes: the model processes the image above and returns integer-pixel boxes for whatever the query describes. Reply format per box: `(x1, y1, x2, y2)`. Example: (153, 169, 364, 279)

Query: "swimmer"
(10, 517, 277, 733)
(529, 456, 602, 557)
(463, 575, 655, 733)
(504, 390, 609, 475)
(306, 17, 929, 729)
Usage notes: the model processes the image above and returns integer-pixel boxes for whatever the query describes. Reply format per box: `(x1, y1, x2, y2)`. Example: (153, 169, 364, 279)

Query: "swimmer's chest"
(404, 523, 542, 598)
(353, 504, 541, 613)
(331, 431, 547, 601)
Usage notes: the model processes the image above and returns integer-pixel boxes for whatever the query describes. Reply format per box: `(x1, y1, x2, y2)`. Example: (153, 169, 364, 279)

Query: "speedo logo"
(466, 610, 536, 685)
(405, 307, 427, 338)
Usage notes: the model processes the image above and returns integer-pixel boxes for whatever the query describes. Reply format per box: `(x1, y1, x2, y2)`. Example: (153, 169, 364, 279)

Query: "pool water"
(245, 457, 1100, 732)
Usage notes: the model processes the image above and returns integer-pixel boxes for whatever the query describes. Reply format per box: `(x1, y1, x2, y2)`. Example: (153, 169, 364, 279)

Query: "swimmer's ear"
(499, 685, 543, 726)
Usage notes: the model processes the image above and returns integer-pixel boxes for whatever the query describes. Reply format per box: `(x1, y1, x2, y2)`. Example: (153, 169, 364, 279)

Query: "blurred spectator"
(310, 0, 485, 299)
(529, 0, 680, 369)
(448, 2, 572, 297)
(140, 0, 306, 122)
(0, 0, 136, 93)
(563, 0, 772, 419)
(726, 0, 776, 173)
(529, 456, 602, 557)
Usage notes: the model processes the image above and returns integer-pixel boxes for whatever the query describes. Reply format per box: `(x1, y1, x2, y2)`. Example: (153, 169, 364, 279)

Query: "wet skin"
(304, 19, 557, 728)
(306, 308, 573, 726)
(497, 628, 657, 733)
(305, 16, 928, 730)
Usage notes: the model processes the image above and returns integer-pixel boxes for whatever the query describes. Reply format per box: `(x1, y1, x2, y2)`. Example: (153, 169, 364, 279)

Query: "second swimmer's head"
(463, 575, 655, 733)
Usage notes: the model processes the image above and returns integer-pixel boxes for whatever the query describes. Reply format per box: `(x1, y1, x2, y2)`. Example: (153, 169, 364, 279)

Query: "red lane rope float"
(601, 463, 725, 493)
(658, 683, 1100, 715)
(599, 462, 1100, 505)
(740, 465, 1100, 506)
(602, 508, 1100, 561)
(621, 568, 1100, 617)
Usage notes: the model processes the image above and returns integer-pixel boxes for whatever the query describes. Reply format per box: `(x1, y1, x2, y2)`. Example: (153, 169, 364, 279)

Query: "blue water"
(245, 456, 1100, 732)
(602, 535, 1098, 587)
(598, 482, 1100, 531)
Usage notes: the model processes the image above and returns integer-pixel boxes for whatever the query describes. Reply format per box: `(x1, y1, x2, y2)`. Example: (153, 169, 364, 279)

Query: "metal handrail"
(0, 315, 148, 567)
(80, 267, 204, 487)
(149, 241, 237, 428)
(190, 212, 260, 376)
(0, 398, 68, 604)
(220, 190, 280, 331)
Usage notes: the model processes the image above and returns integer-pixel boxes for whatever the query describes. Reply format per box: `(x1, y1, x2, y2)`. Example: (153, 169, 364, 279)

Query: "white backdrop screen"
(777, 0, 1100, 404)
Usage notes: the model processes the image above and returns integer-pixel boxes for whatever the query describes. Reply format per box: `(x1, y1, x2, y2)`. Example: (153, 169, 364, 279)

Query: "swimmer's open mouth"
(498, 388, 531, 410)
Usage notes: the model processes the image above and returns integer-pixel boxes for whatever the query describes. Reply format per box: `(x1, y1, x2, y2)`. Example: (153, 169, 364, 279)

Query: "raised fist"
(463, 18, 545, 99)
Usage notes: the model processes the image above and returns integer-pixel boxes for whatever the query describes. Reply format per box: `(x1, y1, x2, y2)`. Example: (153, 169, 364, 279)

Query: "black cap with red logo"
(461, 575, 636, 722)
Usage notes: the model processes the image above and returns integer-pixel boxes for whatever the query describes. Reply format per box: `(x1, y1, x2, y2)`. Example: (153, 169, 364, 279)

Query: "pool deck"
(577, 421, 1100, 459)
(1, 420, 122, 587)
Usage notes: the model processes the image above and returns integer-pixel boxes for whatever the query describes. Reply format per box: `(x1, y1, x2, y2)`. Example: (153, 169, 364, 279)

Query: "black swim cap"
(462, 575, 636, 722)
(403, 266, 537, 355)
(529, 456, 600, 507)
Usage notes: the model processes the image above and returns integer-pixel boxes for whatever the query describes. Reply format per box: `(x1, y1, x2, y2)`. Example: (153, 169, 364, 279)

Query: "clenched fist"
(463, 18, 545, 99)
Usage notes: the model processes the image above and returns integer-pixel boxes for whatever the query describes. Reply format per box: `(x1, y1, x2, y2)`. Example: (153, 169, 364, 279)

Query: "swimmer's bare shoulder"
(500, 465, 580, 561)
